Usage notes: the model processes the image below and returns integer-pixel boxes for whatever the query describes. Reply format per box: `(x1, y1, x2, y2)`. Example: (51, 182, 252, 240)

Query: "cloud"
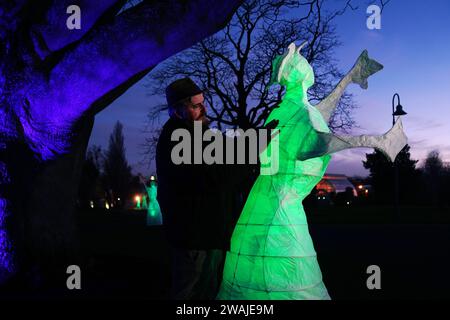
(407, 115, 445, 132)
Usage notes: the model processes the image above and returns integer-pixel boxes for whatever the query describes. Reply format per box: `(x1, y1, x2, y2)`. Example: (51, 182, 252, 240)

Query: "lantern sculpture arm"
(315, 50, 384, 122)
(297, 118, 408, 162)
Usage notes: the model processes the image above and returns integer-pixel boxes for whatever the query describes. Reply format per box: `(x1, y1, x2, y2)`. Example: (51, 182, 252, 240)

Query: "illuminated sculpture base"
(219, 172, 331, 300)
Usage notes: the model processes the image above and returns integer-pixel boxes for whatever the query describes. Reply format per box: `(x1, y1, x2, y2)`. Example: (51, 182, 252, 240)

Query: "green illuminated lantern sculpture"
(217, 42, 407, 300)
(146, 178, 163, 226)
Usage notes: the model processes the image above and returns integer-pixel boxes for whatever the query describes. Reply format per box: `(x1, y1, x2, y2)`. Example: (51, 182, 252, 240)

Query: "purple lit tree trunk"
(0, 0, 242, 287)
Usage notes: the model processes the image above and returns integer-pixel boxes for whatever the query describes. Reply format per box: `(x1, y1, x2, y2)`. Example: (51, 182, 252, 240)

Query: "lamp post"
(392, 93, 407, 222)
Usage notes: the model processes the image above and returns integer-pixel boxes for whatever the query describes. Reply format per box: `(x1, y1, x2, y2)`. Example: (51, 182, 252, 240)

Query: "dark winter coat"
(156, 117, 258, 250)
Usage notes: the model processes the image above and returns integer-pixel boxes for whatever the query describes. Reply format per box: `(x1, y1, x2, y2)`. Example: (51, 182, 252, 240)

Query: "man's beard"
(197, 110, 210, 125)
(183, 111, 209, 129)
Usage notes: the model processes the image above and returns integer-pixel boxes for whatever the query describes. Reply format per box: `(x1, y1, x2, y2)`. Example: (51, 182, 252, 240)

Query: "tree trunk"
(0, 116, 94, 290)
(0, 0, 243, 290)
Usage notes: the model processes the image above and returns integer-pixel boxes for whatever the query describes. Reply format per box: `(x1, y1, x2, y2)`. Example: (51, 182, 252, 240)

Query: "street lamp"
(392, 93, 407, 125)
(391, 93, 407, 222)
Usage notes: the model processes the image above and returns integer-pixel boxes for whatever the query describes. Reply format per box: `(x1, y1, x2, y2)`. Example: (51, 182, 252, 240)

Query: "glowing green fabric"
(146, 181, 163, 225)
(217, 44, 331, 300)
(136, 197, 141, 210)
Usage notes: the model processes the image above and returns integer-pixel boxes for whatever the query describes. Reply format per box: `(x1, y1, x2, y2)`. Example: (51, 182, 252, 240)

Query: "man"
(156, 77, 275, 300)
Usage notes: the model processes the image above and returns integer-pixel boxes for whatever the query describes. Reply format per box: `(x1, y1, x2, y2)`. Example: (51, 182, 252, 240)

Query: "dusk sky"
(89, 0, 450, 177)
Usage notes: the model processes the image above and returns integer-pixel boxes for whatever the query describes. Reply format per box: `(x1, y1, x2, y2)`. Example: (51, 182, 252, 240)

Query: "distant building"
(315, 174, 357, 197)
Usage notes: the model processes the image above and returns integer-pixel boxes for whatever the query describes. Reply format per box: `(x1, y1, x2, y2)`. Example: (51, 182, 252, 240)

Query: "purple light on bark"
(0, 111, 15, 279)
(0, 196, 14, 282)
(0, 0, 243, 283)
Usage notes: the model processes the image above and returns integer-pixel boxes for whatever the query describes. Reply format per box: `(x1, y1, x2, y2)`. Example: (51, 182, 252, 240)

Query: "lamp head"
(393, 104, 407, 116)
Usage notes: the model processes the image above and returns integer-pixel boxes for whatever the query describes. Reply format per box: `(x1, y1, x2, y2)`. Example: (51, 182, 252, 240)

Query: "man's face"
(181, 93, 208, 123)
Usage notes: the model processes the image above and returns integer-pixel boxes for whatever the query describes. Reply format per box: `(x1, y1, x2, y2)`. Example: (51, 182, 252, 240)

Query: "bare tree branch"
(144, 0, 359, 158)
(380, 0, 391, 14)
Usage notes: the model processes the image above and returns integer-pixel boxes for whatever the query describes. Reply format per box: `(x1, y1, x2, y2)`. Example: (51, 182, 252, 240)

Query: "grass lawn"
(74, 205, 450, 300)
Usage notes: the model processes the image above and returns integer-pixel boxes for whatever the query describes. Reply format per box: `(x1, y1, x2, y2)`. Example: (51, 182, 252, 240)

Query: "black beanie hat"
(165, 77, 203, 108)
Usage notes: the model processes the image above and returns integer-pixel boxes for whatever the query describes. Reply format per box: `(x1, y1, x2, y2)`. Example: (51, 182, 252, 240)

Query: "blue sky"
(89, 0, 450, 177)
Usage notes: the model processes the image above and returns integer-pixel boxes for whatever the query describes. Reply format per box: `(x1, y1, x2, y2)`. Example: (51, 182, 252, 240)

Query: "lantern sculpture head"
(269, 41, 314, 90)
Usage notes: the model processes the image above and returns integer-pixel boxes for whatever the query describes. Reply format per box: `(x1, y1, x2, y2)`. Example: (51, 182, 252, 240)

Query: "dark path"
(77, 208, 450, 300)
